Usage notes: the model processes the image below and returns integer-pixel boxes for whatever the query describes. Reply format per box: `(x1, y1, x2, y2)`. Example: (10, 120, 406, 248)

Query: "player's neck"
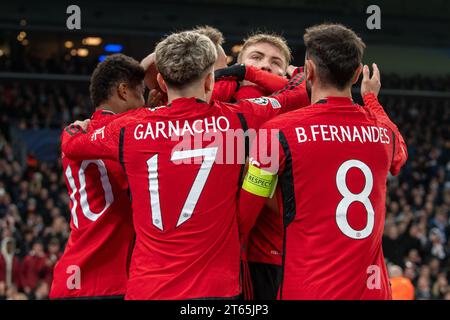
(96, 104, 118, 114)
(167, 87, 207, 104)
(311, 86, 352, 104)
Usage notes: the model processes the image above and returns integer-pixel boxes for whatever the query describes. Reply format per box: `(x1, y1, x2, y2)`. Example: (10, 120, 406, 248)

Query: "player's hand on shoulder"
(361, 63, 381, 97)
(72, 119, 90, 132)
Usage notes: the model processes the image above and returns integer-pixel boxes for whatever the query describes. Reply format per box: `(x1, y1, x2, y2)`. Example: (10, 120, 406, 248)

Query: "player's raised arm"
(214, 64, 292, 101)
(238, 166, 279, 235)
(269, 71, 309, 110)
(361, 63, 387, 117)
(244, 65, 292, 93)
(361, 63, 408, 175)
(231, 71, 309, 130)
(62, 117, 121, 162)
(238, 125, 284, 235)
(214, 64, 306, 102)
(211, 78, 239, 102)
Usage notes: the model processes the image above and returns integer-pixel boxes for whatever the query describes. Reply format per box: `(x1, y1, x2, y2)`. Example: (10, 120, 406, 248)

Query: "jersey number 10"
(65, 160, 114, 229)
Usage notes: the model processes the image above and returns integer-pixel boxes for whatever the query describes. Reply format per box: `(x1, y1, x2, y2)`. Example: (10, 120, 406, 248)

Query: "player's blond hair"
(238, 33, 292, 68)
(155, 31, 217, 88)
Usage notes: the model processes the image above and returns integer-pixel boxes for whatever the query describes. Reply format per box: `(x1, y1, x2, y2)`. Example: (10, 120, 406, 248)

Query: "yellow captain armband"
(242, 164, 278, 198)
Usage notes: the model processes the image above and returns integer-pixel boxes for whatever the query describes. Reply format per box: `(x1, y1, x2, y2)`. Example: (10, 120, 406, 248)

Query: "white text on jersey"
(134, 116, 230, 140)
(295, 125, 391, 144)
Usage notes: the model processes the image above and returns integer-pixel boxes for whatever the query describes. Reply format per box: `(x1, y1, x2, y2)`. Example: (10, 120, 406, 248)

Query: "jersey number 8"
(335, 159, 374, 240)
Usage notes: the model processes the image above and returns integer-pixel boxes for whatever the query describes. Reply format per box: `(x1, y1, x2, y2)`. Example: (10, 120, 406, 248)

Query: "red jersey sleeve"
(244, 65, 288, 93)
(211, 80, 239, 102)
(363, 93, 408, 176)
(238, 123, 285, 235)
(271, 72, 309, 112)
(62, 118, 122, 162)
(232, 72, 310, 130)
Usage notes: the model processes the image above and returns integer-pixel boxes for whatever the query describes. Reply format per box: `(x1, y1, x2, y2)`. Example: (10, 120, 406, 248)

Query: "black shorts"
(248, 261, 282, 300)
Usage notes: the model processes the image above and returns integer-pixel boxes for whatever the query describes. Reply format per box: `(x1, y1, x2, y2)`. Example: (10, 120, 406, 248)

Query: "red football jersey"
(240, 69, 307, 267)
(61, 78, 308, 299)
(212, 68, 308, 299)
(212, 65, 303, 103)
(212, 67, 308, 270)
(50, 110, 135, 299)
(239, 93, 407, 299)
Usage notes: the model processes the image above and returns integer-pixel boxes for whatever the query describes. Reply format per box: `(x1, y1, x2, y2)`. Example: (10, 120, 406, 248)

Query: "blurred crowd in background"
(0, 56, 449, 300)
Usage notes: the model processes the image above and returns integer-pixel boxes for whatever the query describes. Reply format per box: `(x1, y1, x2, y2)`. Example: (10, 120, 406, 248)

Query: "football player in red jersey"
(213, 62, 308, 300)
(212, 33, 300, 103)
(194, 25, 228, 70)
(213, 33, 307, 300)
(62, 31, 309, 300)
(145, 25, 227, 108)
(238, 23, 407, 300)
(144, 29, 301, 110)
(142, 29, 308, 300)
(50, 54, 145, 299)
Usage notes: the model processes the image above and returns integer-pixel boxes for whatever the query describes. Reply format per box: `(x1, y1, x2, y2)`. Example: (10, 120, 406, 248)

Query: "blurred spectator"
(0, 280, 5, 299)
(416, 276, 432, 300)
(432, 273, 449, 299)
(21, 241, 49, 296)
(0, 237, 22, 290)
(44, 238, 61, 286)
(5, 284, 28, 300)
(33, 280, 49, 300)
(426, 228, 447, 260)
(389, 265, 415, 300)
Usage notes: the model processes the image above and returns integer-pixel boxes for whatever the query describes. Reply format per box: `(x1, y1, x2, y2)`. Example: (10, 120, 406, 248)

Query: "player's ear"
(117, 82, 128, 101)
(156, 73, 168, 93)
(204, 71, 214, 93)
(352, 63, 363, 84)
(305, 59, 315, 82)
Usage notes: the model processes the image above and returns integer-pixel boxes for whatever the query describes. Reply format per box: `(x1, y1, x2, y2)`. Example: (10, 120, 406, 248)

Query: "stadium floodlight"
(83, 37, 102, 46)
(77, 48, 89, 57)
(104, 44, 123, 53)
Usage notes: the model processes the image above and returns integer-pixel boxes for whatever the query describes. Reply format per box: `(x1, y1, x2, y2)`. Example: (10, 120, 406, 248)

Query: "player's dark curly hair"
(89, 53, 145, 107)
(304, 23, 366, 90)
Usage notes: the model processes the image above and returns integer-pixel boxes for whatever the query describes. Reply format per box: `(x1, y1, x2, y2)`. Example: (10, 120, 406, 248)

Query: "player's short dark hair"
(192, 25, 224, 47)
(303, 23, 366, 90)
(89, 53, 145, 107)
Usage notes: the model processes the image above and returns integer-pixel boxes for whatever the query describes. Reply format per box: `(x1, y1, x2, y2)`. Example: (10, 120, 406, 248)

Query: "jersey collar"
(167, 97, 208, 107)
(91, 109, 116, 120)
(314, 96, 354, 106)
(150, 97, 211, 118)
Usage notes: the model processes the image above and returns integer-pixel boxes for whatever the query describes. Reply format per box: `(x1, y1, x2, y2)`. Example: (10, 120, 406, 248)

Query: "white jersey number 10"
(65, 160, 114, 229)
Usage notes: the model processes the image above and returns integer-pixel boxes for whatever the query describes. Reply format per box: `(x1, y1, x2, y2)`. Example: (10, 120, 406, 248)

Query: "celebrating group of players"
(48, 23, 407, 300)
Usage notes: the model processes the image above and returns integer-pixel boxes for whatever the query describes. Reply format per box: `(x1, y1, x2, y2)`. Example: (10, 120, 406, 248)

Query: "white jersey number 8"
(335, 159, 374, 240)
